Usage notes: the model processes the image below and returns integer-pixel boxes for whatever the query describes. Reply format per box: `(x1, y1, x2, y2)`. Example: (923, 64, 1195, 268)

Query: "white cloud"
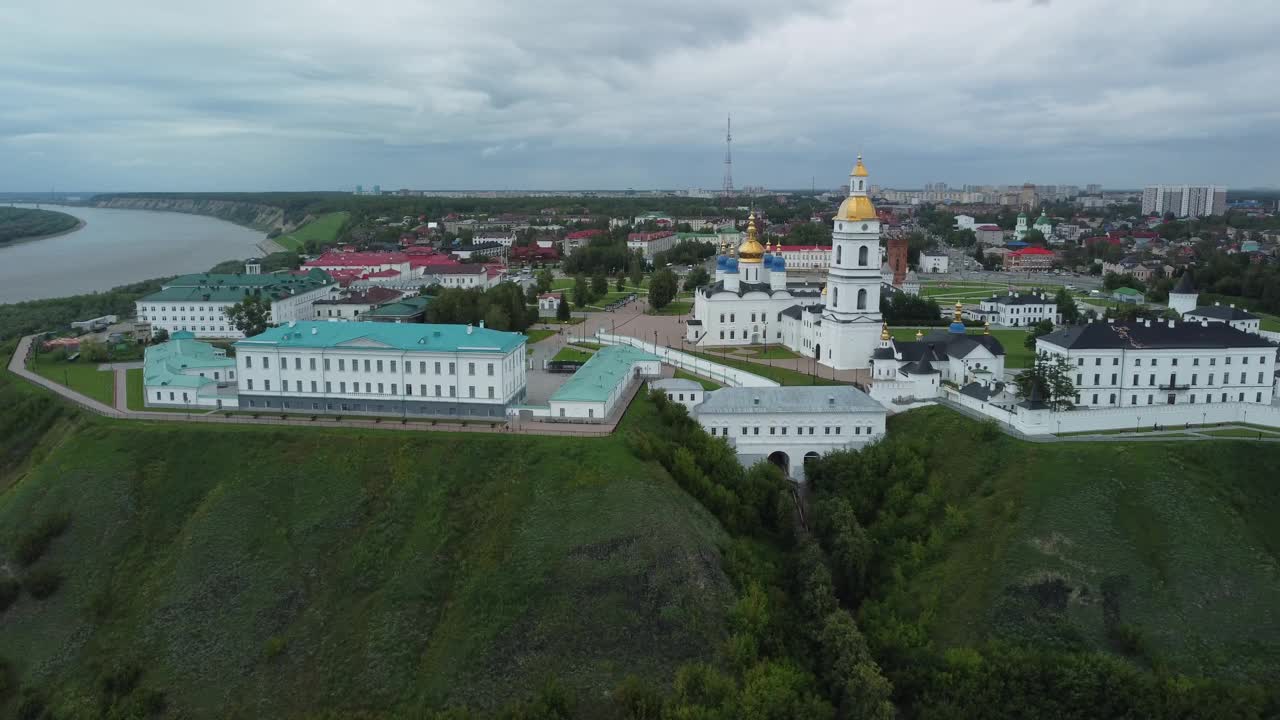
(1, 0, 1277, 189)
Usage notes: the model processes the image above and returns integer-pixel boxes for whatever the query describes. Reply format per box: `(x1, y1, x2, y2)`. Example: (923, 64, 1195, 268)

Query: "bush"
(14, 512, 71, 566)
(23, 568, 62, 600)
(264, 636, 287, 659)
(0, 577, 19, 613)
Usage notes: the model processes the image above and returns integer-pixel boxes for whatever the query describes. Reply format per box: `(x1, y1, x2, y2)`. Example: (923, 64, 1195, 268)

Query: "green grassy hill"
(876, 407, 1280, 683)
(0, 367, 732, 717)
(274, 211, 349, 251)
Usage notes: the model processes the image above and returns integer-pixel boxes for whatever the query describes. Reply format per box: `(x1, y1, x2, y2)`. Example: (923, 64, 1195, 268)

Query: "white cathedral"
(686, 155, 887, 370)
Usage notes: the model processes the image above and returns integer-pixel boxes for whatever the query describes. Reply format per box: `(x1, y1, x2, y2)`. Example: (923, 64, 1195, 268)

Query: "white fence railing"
(593, 332, 779, 388)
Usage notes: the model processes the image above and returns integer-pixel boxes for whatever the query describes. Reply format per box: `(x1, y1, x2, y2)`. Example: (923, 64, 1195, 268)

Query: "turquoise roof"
(144, 333, 235, 390)
(364, 295, 431, 318)
(551, 345, 659, 403)
(235, 321, 525, 354)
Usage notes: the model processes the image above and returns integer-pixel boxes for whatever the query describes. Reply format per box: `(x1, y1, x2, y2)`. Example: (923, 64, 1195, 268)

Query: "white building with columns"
(234, 321, 527, 419)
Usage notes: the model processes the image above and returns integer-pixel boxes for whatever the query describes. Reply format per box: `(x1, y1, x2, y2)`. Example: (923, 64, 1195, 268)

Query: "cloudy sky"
(3, 0, 1278, 192)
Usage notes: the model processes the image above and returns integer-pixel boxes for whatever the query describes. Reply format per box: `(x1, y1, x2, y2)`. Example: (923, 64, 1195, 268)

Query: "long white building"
(136, 268, 335, 339)
(234, 321, 527, 419)
(966, 290, 1058, 327)
(1036, 318, 1276, 408)
(691, 385, 886, 482)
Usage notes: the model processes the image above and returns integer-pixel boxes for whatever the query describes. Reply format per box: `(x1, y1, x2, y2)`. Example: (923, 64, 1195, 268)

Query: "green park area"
(687, 349, 843, 386)
(27, 354, 114, 406)
(272, 211, 349, 251)
(551, 346, 595, 363)
(876, 407, 1280, 686)
(523, 328, 556, 344)
(0, 368, 732, 717)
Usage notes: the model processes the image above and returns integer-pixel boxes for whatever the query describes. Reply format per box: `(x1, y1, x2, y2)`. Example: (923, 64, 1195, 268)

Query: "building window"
(324, 358, 330, 371)
(264, 380, 271, 391)
(365, 383, 371, 393)
(1095, 358, 1101, 366)
(295, 357, 302, 370)
(376, 360, 383, 372)
(245, 355, 253, 369)
(858, 245, 868, 266)
(311, 381, 317, 392)
(488, 387, 495, 399)
(435, 384, 442, 396)
(836, 246, 842, 264)
(856, 288, 867, 310)
(363, 359, 371, 372)
(488, 363, 495, 376)
(340, 382, 346, 393)
(391, 384, 397, 395)
(338, 358, 345, 371)
(377, 383, 384, 394)
(1092, 393, 1098, 404)
(325, 381, 331, 392)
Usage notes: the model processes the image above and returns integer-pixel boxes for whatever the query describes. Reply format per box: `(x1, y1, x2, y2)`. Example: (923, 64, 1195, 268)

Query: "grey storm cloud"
(1, 0, 1278, 190)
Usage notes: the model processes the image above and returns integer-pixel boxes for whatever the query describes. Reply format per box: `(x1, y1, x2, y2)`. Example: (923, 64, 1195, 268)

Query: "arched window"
(832, 288, 838, 308)
(836, 246, 842, 264)
(857, 180, 863, 191)
(858, 246, 868, 266)
(857, 288, 867, 310)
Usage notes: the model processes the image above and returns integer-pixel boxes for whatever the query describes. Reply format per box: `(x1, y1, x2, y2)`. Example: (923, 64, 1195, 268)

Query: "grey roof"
(1187, 305, 1258, 321)
(959, 381, 1000, 401)
(651, 378, 704, 392)
(900, 354, 938, 375)
(1172, 271, 1196, 294)
(694, 385, 883, 416)
(1039, 320, 1276, 351)
(893, 329, 1005, 361)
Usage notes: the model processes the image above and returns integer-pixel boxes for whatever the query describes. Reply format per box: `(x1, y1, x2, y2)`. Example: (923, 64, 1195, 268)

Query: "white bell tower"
(821, 155, 884, 370)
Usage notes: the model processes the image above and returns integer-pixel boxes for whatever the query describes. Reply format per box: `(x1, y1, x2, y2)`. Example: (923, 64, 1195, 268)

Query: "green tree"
(684, 266, 710, 292)
(1016, 351, 1076, 410)
(1022, 228, 1047, 245)
(224, 295, 271, 337)
(648, 268, 678, 310)
(151, 328, 169, 343)
(573, 275, 591, 308)
(738, 661, 834, 720)
(1024, 318, 1055, 349)
(536, 269, 554, 294)
(1055, 286, 1080, 324)
(629, 253, 644, 287)
(483, 303, 511, 331)
(556, 297, 571, 322)
(616, 272, 626, 292)
(592, 271, 608, 297)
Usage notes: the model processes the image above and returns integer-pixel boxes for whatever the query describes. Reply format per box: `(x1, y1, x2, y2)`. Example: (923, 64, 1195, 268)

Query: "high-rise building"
(1141, 185, 1227, 218)
(1086, 184, 1102, 194)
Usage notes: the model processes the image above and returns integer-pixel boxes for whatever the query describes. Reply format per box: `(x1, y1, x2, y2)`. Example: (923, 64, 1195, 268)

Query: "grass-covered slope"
(0, 369, 732, 717)
(878, 406, 1280, 682)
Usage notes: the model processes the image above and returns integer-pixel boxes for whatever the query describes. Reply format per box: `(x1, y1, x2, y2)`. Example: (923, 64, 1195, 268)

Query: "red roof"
(1010, 247, 1055, 256)
(409, 253, 461, 269)
(539, 292, 562, 299)
(566, 229, 604, 240)
(305, 251, 408, 268)
(976, 224, 1002, 231)
(510, 246, 561, 259)
(365, 269, 401, 278)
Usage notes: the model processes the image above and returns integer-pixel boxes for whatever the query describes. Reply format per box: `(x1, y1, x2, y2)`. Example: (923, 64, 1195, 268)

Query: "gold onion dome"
(737, 214, 766, 263)
(881, 322, 890, 341)
(915, 329, 924, 340)
(836, 155, 877, 221)
(954, 301, 964, 321)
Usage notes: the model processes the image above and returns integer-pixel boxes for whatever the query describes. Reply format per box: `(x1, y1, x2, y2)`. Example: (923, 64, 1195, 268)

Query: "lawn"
(880, 406, 1280, 683)
(552, 346, 595, 363)
(524, 329, 556, 344)
(28, 355, 114, 405)
(0, 372, 734, 717)
(273, 211, 349, 251)
(648, 300, 692, 316)
(889, 327, 1033, 369)
(733, 344, 799, 360)
(1200, 427, 1280, 439)
(687, 350, 844, 386)
(673, 369, 723, 390)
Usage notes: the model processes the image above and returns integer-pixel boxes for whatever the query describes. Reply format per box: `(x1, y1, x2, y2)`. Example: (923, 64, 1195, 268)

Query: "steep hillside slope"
(0, 371, 732, 717)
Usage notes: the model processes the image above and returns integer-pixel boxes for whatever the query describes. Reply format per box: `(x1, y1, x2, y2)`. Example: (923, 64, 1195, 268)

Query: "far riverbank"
(0, 217, 87, 247)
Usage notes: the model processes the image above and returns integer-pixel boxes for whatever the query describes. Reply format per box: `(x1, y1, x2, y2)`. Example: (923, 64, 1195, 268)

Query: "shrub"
(0, 657, 14, 703)
(23, 568, 62, 600)
(0, 578, 19, 613)
(263, 636, 287, 659)
(14, 512, 71, 566)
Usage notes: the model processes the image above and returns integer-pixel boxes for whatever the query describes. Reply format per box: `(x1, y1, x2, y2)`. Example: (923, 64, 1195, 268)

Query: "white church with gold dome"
(686, 155, 887, 371)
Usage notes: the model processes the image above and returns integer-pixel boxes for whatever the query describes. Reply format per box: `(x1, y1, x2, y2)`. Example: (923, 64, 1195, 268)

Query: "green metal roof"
(235, 321, 526, 354)
(144, 332, 235, 390)
(551, 345, 659, 403)
(1113, 287, 1144, 296)
(364, 296, 431, 318)
(141, 269, 333, 303)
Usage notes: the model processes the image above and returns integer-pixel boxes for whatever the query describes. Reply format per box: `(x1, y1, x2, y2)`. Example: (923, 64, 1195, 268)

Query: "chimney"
(1168, 320, 1175, 328)
(1201, 320, 1208, 327)
(466, 324, 473, 335)
(1108, 318, 1114, 324)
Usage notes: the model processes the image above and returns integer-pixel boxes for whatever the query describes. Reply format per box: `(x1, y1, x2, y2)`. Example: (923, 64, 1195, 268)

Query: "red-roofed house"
(1003, 246, 1056, 272)
(976, 225, 1005, 247)
(564, 229, 605, 253)
(304, 251, 411, 276)
(510, 245, 561, 264)
(537, 292, 563, 313)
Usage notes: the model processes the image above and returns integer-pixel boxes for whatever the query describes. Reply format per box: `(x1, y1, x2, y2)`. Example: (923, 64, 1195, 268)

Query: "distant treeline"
(0, 207, 81, 245)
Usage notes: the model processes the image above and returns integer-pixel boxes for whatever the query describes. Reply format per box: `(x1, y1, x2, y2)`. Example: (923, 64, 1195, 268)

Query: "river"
(0, 204, 265, 304)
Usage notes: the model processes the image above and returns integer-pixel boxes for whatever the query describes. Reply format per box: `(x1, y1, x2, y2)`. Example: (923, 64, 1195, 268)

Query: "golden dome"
(836, 194, 878, 221)
(915, 329, 924, 340)
(984, 321, 991, 335)
(852, 154, 869, 177)
(881, 322, 890, 341)
(737, 214, 766, 264)
(954, 301, 963, 322)
(821, 286, 827, 296)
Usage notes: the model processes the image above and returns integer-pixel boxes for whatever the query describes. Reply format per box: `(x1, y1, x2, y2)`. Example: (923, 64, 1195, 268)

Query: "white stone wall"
(595, 332, 778, 388)
(696, 408, 886, 480)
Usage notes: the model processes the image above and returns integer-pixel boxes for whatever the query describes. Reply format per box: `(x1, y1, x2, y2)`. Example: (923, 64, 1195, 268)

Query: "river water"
(0, 204, 265, 304)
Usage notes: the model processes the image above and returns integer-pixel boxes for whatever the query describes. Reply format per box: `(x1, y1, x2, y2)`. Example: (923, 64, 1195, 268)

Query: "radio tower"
(721, 115, 734, 199)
